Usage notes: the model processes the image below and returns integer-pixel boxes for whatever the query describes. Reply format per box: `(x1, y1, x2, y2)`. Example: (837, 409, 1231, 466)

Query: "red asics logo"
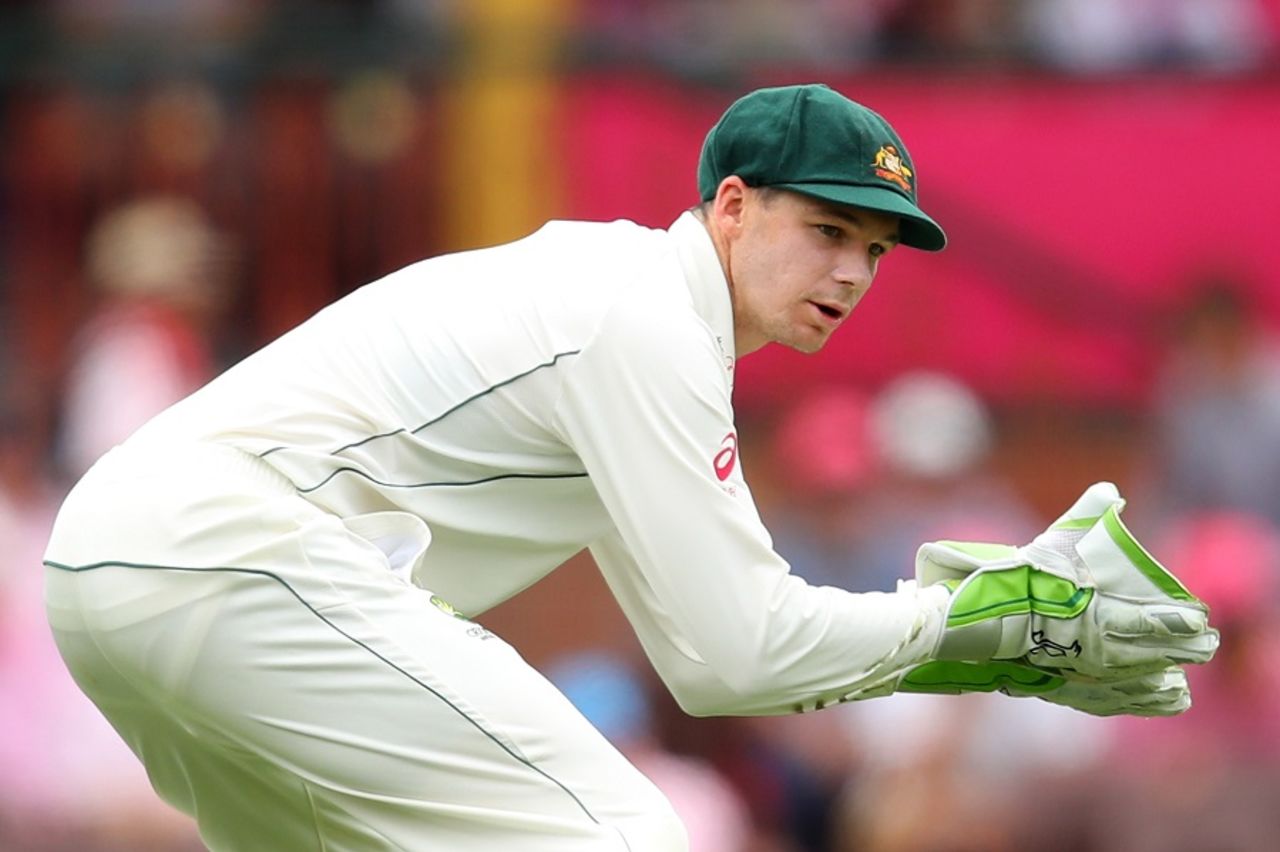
(713, 432, 738, 481)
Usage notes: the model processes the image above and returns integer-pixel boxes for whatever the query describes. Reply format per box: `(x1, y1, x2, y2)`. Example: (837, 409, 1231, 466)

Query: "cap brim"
(774, 182, 947, 251)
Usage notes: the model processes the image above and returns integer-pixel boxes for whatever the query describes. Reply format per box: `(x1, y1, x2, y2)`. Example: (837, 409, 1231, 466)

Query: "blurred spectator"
(1082, 510, 1280, 852)
(56, 195, 232, 481)
(878, 0, 1024, 66)
(835, 693, 1014, 852)
(1118, 510, 1280, 761)
(834, 611, 1114, 850)
(766, 385, 892, 592)
(0, 381, 201, 850)
(1022, 0, 1273, 73)
(768, 372, 1037, 590)
(1151, 280, 1280, 526)
(732, 710, 862, 851)
(871, 370, 993, 484)
(856, 371, 1039, 588)
(48, 0, 264, 52)
(547, 650, 753, 852)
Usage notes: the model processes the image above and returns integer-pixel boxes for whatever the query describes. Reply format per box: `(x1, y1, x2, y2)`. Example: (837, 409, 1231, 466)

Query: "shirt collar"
(668, 211, 736, 386)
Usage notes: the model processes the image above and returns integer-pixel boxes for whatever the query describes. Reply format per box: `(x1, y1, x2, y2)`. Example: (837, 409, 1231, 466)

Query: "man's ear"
(711, 176, 749, 236)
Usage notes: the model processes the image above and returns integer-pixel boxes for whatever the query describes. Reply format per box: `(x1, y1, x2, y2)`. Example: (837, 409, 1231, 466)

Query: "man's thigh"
(46, 485, 685, 850)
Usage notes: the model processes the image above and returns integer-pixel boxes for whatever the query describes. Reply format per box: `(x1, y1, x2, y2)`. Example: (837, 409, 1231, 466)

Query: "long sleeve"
(555, 285, 947, 716)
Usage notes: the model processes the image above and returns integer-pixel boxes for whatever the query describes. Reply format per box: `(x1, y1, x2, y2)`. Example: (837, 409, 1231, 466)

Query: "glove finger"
(1023, 618, 1213, 680)
(1097, 598, 1211, 635)
(1094, 686, 1190, 717)
(1105, 667, 1192, 717)
(1107, 666, 1188, 695)
(1046, 481, 1125, 529)
(1095, 599, 1220, 667)
(1020, 484, 1125, 579)
(1088, 637, 1216, 675)
(1049, 667, 1191, 717)
(1025, 632, 1207, 679)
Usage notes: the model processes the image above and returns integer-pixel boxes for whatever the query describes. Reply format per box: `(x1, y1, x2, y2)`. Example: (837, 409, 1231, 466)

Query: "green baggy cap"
(697, 84, 946, 251)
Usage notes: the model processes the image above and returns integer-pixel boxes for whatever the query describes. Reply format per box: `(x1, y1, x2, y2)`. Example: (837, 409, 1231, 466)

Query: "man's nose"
(834, 252, 874, 291)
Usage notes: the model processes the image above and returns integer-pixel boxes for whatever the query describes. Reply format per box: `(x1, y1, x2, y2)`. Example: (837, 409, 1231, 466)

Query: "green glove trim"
(899, 660, 1065, 695)
(946, 566, 1093, 628)
(898, 660, 1194, 717)
(1101, 506, 1195, 602)
(1051, 515, 1102, 530)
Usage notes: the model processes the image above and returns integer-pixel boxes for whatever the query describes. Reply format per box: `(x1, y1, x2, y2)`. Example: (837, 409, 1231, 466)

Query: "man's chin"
(789, 326, 834, 354)
(780, 337, 828, 356)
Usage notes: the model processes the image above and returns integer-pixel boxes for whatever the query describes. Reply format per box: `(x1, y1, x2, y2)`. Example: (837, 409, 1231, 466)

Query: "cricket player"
(43, 84, 1218, 851)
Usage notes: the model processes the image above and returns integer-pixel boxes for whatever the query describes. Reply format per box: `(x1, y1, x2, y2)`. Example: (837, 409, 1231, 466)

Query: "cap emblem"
(872, 144, 913, 193)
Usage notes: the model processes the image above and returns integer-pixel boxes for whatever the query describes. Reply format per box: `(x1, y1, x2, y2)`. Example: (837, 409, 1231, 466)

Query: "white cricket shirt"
(131, 212, 947, 715)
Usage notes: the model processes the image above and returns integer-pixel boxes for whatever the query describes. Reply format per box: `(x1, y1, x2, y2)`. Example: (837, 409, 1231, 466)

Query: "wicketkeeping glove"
(918, 482, 1219, 679)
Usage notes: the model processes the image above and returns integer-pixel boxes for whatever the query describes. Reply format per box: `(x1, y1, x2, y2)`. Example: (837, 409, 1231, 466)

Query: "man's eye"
(869, 243, 886, 258)
(816, 224, 842, 239)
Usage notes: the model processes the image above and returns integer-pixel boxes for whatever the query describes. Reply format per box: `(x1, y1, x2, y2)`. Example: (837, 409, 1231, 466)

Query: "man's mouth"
(811, 301, 846, 322)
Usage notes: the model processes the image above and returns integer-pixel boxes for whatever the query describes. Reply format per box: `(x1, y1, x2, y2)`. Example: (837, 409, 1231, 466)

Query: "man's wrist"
(905, 578, 953, 661)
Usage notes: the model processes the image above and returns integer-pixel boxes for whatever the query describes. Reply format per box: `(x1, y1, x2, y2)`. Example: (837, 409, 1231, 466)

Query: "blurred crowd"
(0, 0, 1279, 79)
(578, 0, 1280, 75)
(4, 2, 1280, 851)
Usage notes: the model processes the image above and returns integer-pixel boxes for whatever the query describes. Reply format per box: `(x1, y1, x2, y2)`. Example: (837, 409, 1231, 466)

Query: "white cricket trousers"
(43, 442, 687, 851)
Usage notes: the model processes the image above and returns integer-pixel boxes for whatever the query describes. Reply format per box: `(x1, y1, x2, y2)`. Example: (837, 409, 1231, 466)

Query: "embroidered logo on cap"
(872, 144, 913, 192)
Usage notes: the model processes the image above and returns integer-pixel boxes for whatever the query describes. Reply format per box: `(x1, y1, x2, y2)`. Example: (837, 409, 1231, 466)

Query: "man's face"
(726, 189, 900, 355)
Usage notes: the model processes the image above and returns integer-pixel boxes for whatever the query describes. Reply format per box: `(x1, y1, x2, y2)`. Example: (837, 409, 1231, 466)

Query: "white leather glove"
(917, 482, 1219, 679)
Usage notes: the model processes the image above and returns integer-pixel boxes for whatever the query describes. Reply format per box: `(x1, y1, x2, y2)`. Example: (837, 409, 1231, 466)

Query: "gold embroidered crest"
(872, 144, 913, 192)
